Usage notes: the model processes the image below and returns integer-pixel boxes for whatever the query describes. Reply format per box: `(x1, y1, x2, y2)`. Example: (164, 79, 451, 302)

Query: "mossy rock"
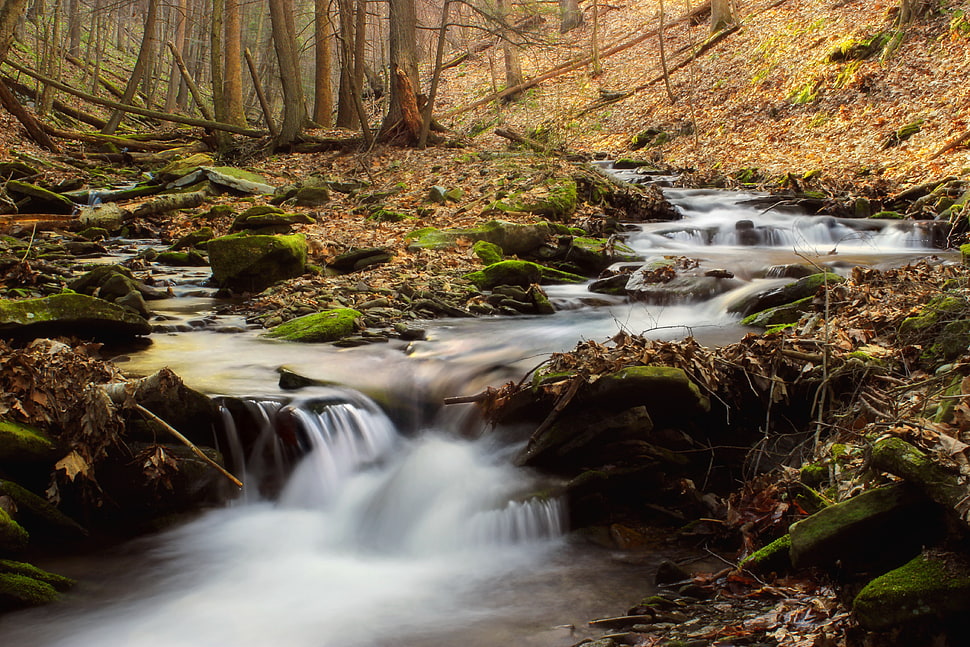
(207, 233, 307, 294)
(294, 185, 330, 206)
(0, 480, 86, 542)
(169, 227, 214, 250)
(473, 240, 504, 265)
(0, 560, 74, 592)
(328, 247, 392, 272)
(367, 208, 412, 223)
(585, 366, 710, 423)
(231, 207, 314, 233)
(155, 250, 208, 267)
(0, 573, 59, 610)
(0, 507, 28, 551)
(156, 153, 216, 181)
(728, 272, 845, 316)
(0, 293, 151, 340)
(265, 308, 362, 343)
(898, 296, 969, 352)
(406, 220, 552, 256)
(464, 260, 586, 290)
(741, 534, 792, 575)
(870, 437, 965, 511)
(741, 296, 813, 328)
(789, 483, 943, 572)
(566, 237, 640, 273)
(6, 181, 75, 214)
(853, 551, 970, 631)
(0, 420, 55, 464)
(493, 178, 578, 220)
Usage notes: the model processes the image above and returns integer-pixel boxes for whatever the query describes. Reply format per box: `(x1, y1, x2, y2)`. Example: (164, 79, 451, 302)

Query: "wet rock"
(169, 227, 214, 250)
(0, 420, 55, 464)
(231, 206, 314, 233)
(853, 550, 970, 631)
(655, 559, 693, 585)
(741, 296, 813, 328)
(765, 264, 816, 279)
(329, 247, 392, 272)
(585, 366, 710, 421)
(741, 534, 792, 575)
(464, 260, 586, 290)
(265, 308, 363, 343)
(407, 220, 552, 256)
(0, 293, 151, 340)
(70, 264, 166, 301)
(565, 237, 641, 274)
(789, 483, 944, 571)
(628, 275, 743, 304)
(473, 240, 503, 265)
(208, 233, 307, 294)
(156, 250, 208, 267)
(727, 272, 845, 316)
(590, 272, 631, 296)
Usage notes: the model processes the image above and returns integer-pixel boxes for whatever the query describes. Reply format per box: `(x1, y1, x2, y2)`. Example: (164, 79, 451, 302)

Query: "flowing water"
(0, 166, 955, 646)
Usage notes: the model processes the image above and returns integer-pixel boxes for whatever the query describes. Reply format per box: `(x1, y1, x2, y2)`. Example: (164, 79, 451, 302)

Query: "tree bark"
(335, 0, 357, 128)
(245, 46, 278, 137)
(223, 0, 246, 125)
(559, 0, 583, 33)
(166, 40, 213, 120)
(0, 0, 30, 63)
(497, 0, 523, 101)
(419, 0, 451, 148)
(268, 0, 308, 147)
(0, 78, 59, 151)
(899, 0, 933, 24)
(710, 0, 735, 33)
(163, 0, 187, 113)
(102, 0, 157, 134)
(313, 0, 333, 126)
(379, 0, 419, 143)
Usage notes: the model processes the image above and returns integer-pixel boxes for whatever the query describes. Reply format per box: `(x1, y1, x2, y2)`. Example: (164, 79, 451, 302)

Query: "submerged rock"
(0, 293, 151, 340)
(207, 233, 307, 294)
(265, 308, 363, 343)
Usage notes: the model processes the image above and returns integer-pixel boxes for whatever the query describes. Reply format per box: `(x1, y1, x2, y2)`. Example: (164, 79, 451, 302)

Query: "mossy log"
(871, 437, 966, 516)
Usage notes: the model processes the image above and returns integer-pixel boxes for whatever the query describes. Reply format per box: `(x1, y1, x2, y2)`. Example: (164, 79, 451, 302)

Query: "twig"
(134, 404, 243, 488)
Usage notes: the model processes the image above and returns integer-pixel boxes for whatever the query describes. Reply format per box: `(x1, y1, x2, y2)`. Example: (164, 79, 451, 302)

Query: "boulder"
(585, 366, 711, 423)
(741, 534, 793, 575)
(70, 264, 167, 301)
(0, 293, 151, 340)
(473, 240, 503, 265)
(167, 166, 275, 195)
(0, 480, 86, 542)
(728, 272, 845, 316)
(207, 233, 307, 294)
(493, 178, 578, 220)
(407, 220, 552, 256)
(77, 203, 126, 232)
(464, 260, 586, 290)
(169, 227, 214, 250)
(231, 206, 314, 233)
(565, 237, 640, 274)
(265, 308, 363, 343)
(328, 247, 392, 272)
(155, 250, 208, 267)
(628, 275, 743, 304)
(0, 507, 28, 552)
(853, 551, 970, 631)
(741, 297, 813, 328)
(0, 420, 55, 464)
(789, 483, 944, 571)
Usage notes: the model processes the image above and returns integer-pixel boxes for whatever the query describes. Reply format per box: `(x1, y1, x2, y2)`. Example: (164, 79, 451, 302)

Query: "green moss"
(899, 295, 967, 336)
(492, 178, 578, 220)
(265, 308, 362, 343)
(871, 210, 904, 219)
(207, 233, 307, 293)
(0, 507, 29, 551)
(0, 480, 86, 539)
(0, 573, 59, 609)
(464, 260, 586, 290)
(367, 208, 412, 223)
(765, 322, 797, 334)
(853, 552, 970, 630)
(800, 463, 827, 487)
(473, 240, 504, 265)
(742, 296, 813, 328)
(742, 534, 792, 574)
(155, 250, 208, 266)
(0, 419, 55, 462)
(0, 560, 74, 591)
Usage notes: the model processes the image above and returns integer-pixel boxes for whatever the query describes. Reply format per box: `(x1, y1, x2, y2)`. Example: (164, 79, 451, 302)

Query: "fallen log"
(130, 190, 208, 218)
(1, 74, 108, 129)
(40, 124, 191, 152)
(3, 60, 267, 138)
(0, 78, 60, 152)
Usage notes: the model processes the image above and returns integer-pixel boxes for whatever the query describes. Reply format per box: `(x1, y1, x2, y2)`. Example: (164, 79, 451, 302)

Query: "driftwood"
(3, 60, 266, 138)
(0, 78, 60, 151)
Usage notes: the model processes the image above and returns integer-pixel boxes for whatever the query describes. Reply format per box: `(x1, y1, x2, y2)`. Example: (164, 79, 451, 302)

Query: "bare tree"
(268, 0, 308, 146)
(102, 0, 157, 134)
(379, 0, 420, 143)
(559, 0, 583, 33)
(711, 0, 735, 33)
(313, 0, 333, 126)
(223, 0, 246, 125)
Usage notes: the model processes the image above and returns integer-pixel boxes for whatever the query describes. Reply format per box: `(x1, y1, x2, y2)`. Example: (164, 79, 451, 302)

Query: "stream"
(0, 166, 954, 646)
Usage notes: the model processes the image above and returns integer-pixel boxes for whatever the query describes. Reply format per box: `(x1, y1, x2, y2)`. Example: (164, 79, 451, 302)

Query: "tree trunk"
(353, 0, 366, 97)
(268, 0, 308, 147)
(710, 0, 734, 33)
(899, 0, 933, 24)
(223, 0, 246, 125)
(210, 0, 225, 122)
(163, 0, 187, 112)
(497, 0, 523, 101)
(313, 0, 333, 126)
(379, 0, 419, 142)
(335, 0, 357, 128)
(559, 0, 583, 33)
(102, 0, 157, 134)
(66, 0, 80, 57)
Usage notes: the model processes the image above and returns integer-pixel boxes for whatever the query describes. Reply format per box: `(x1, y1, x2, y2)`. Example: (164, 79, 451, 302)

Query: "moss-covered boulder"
(156, 250, 208, 267)
(473, 240, 504, 265)
(741, 296, 813, 328)
(565, 237, 641, 273)
(853, 551, 970, 631)
(169, 227, 214, 250)
(789, 483, 943, 571)
(728, 272, 845, 316)
(870, 437, 965, 512)
(585, 366, 711, 423)
(407, 220, 552, 256)
(231, 206, 314, 233)
(328, 247, 392, 272)
(156, 153, 216, 181)
(0, 293, 151, 340)
(0, 480, 86, 542)
(207, 233, 307, 294)
(265, 308, 362, 343)
(0, 507, 28, 551)
(0, 420, 55, 464)
(464, 260, 586, 290)
(0, 573, 59, 610)
(70, 264, 166, 301)
(741, 534, 792, 575)
(494, 178, 578, 220)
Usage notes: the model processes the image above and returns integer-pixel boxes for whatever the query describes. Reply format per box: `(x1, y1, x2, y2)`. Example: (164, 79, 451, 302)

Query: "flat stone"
(0, 293, 151, 340)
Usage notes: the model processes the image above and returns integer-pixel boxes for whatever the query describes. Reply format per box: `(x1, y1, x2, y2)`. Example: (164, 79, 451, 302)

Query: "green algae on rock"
(0, 508, 28, 552)
(464, 260, 586, 290)
(0, 420, 55, 464)
(207, 233, 307, 294)
(266, 308, 363, 343)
